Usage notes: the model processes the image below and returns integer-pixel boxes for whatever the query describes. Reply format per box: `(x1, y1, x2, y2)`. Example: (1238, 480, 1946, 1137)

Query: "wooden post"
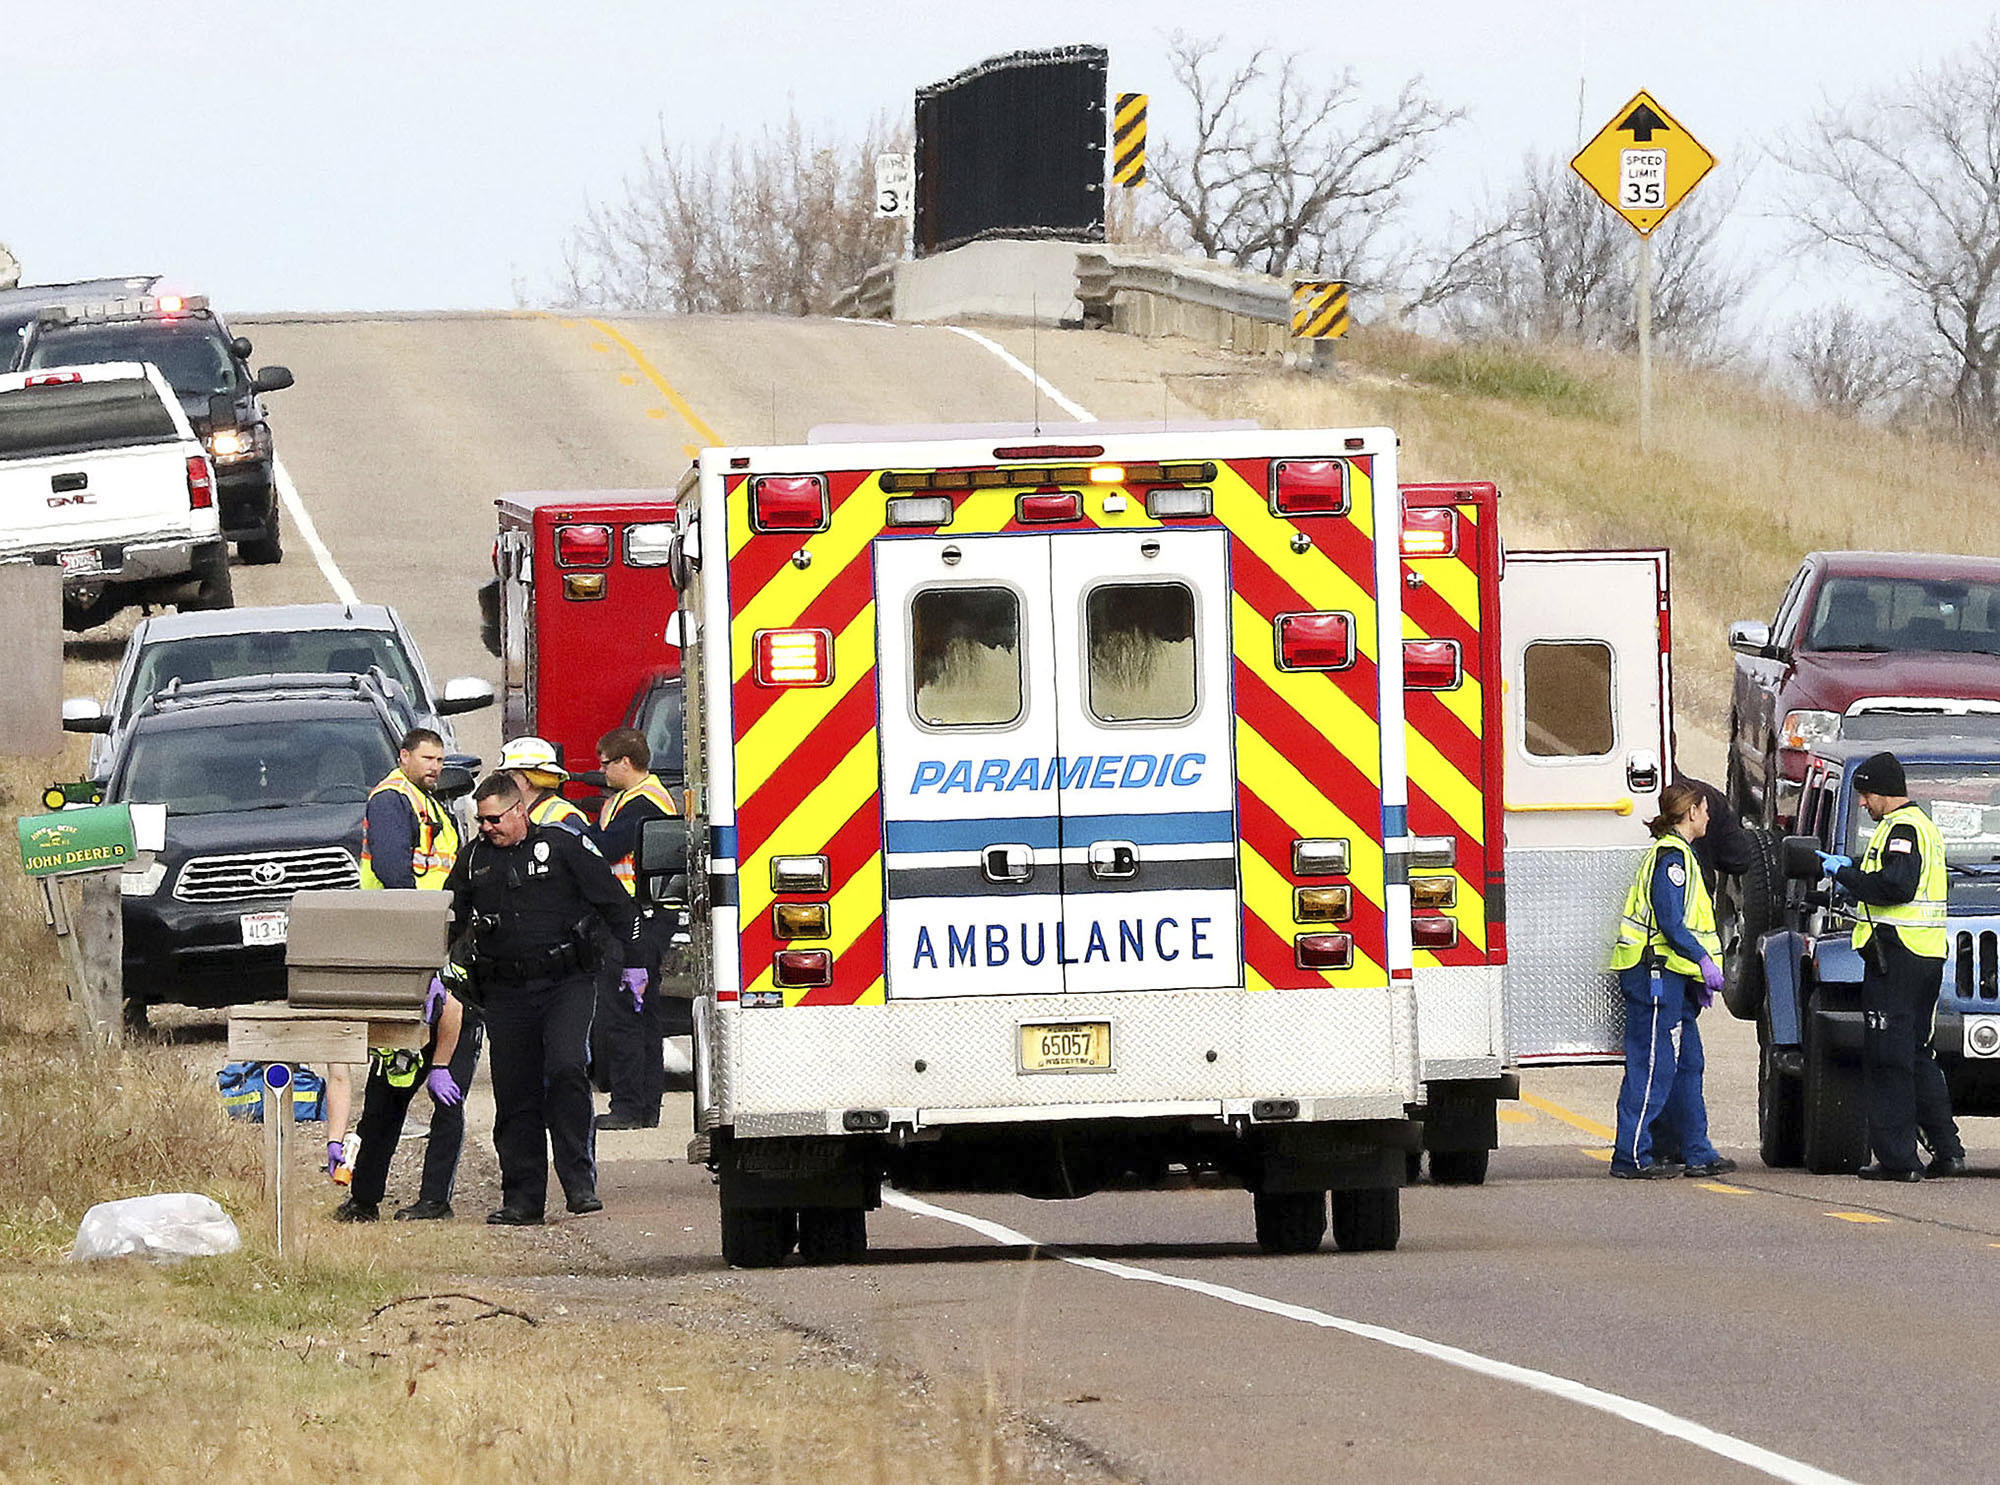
(42, 870, 125, 1051)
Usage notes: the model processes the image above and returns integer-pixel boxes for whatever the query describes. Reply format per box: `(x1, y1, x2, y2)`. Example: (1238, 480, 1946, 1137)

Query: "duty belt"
(480, 946, 585, 983)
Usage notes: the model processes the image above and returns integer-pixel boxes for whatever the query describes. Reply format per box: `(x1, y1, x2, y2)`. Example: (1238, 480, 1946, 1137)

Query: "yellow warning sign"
(1569, 90, 1715, 236)
(1113, 93, 1147, 187)
(1291, 280, 1349, 340)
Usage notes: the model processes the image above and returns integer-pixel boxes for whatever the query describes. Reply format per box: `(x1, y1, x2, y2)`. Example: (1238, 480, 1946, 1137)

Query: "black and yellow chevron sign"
(1112, 92, 1147, 187)
(1291, 280, 1350, 339)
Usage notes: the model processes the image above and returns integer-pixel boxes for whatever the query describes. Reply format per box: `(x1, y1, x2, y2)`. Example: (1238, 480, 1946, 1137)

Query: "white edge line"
(942, 325, 1099, 423)
(881, 1191, 1856, 1485)
(273, 456, 358, 606)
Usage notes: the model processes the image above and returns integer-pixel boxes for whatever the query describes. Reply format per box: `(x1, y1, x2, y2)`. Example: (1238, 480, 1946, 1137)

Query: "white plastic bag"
(69, 1193, 241, 1263)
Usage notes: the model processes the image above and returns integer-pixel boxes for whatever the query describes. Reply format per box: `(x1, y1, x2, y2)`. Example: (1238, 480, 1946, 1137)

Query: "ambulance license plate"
(240, 911, 288, 946)
(1018, 1021, 1112, 1073)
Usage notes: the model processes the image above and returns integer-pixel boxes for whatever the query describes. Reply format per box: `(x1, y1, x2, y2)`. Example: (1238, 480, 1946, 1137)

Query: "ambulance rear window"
(1522, 641, 1614, 757)
(1087, 583, 1196, 723)
(911, 587, 1021, 727)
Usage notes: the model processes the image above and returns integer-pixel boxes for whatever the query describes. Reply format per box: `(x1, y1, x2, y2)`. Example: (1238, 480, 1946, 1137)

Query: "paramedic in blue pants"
(1608, 783, 1734, 1180)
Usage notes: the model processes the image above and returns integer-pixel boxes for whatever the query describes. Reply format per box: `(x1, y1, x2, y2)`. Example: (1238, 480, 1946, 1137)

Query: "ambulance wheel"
(1252, 1191, 1327, 1254)
(1428, 1147, 1490, 1186)
(1330, 1187, 1400, 1252)
(720, 1205, 795, 1269)
(796, 1206, 867, 1264)
(1801, 1017, 1867, 1175)
(1758, 1013, 1804, 1169)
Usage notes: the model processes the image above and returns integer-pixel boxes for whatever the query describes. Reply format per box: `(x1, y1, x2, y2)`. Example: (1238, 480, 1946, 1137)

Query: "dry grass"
(1177, 329, 2000, 732)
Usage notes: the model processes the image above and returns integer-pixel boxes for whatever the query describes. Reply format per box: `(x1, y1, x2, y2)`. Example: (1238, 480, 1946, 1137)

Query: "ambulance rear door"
(1500, 550, 1670, 1063)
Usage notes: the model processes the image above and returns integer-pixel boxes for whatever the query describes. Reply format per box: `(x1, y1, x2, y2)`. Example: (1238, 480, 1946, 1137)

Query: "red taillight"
(751, 474, 829, 532)
(554, 523, 611, 567)
(754, 627, 833, 687)
(24, 371, 82, 387)
(1412, 916, 1460, 951)
(1017, 492, 1081, 522)
(1295, 933, 1354, 971)
(1271, 459, 1348, 516)
(773, 949, 832, 987)
(1276, 611, 1355, 671)
(185, 455, 214, 510)
(1401, 507, 1457, 557)
(1403, 638, 1462, 690)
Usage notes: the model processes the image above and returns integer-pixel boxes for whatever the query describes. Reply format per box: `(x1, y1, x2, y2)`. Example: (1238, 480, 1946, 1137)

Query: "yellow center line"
(585, 317, 724, 447)
(1580, 1147, 1612, 1163)
(1827, 1211, 1893, 1224)
(1697, 1182, 1754, 1196)
(1496, 1107, 1535, 1125)
(1520, 1089, 1615, 1142)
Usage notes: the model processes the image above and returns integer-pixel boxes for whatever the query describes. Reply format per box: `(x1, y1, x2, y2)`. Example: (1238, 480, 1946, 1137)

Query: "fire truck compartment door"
(1047, 529, 1242, 992)
(876, 534, 1065, 999)
(1500, 550, 1670, 1064)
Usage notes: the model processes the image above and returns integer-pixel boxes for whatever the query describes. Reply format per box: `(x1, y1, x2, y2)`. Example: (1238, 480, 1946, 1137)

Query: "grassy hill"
(1177, 330, 1997, 752)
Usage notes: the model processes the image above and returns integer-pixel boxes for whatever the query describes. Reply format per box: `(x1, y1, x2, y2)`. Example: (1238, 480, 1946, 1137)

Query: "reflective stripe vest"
(601, 772, 676, 893)
(1609, 832, 1719, 976)
(1853, 803, 1948, 960)
(529, 792, 589, 832)
(360, 770, 459, 889)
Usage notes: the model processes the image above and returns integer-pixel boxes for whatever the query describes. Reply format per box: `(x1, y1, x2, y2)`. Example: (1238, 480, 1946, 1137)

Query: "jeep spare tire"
(1722, 828, 1782, 1020)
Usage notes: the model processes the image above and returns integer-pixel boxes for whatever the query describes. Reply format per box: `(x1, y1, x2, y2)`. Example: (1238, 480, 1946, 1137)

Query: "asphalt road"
(201, 310, 2000, 1485)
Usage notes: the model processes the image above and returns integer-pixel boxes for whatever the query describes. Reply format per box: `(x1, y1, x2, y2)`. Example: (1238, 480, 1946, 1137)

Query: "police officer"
(590, 726, 679, 1131)
(442, 774, 648, 1223)
(498, 736, 589, 833)
(1818, 751, 1966, 1181)
(1608, 783, 1733, 1180)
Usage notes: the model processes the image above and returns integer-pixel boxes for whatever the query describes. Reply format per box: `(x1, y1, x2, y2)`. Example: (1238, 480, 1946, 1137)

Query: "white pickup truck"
(0, 361, 231, 629)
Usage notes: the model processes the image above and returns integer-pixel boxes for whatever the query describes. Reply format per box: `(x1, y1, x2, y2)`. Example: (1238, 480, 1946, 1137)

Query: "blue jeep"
(1733, 741, 2000, 1172)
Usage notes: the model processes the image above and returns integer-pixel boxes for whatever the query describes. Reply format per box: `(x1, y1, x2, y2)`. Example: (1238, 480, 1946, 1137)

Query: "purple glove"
(620, 967, 648, 1013)
(426, 1067, 463, 1106)
(326, 1140, 344, 1178)
(1697, 957, 1724, 1006)
(424, 974, 448, 1024)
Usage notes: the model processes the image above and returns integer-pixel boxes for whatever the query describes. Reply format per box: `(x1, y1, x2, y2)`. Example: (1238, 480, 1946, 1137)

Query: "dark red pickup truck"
(1727, 551, 2000, 828)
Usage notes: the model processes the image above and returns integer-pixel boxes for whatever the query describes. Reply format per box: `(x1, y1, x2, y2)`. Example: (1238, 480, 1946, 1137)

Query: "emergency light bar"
(753, 628, 832, 688)
(1402, 638, 1463, 690)
(37, 294, 209, 327)
(1270, 459, 1349, 516)
(750, 474, 829, 532)
(1275, 611, 1355, 671)
(1400, 507, 1458, 557)
(880, 461, 1214, 493)
(22, 371, 82, 387)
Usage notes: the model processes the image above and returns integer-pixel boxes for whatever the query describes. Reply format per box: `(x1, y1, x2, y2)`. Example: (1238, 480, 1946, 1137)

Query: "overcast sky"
(12, 0, 1999, 325)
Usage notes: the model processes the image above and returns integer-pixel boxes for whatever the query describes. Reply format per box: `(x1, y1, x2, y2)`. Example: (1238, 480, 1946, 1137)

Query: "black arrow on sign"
(1619, 102, 1668, 142)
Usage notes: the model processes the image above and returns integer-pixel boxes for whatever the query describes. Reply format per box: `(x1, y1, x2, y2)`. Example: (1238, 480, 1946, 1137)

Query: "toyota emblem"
(250, 861, 286, 888)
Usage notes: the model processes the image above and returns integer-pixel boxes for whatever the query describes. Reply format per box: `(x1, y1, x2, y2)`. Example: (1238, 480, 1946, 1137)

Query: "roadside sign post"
(263, 1063, 296, 1257)
(875, 153, 914, 259)
(1570, 91, 1716, 452)
(19, 804, 138, 1051)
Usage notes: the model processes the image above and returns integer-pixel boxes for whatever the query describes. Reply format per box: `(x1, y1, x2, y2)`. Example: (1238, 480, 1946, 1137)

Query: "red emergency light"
(773, 949, 832, 987)
(751, 474, 829, 532)
(1412, 916, 1460, 951)
(1276, 611, 1355, 671)
(1403, 638, 1462, 690)
(185, 455, 214, 510)
(1017, 492, 1082, 522)
(1270, 459, 1348, 516)
(156, 295, 185, 314)
(23, 371, 82, 387)
(1294, 933, 1354, 971)
(754, 627, 833, 688)
(1400, 507, 1458, 558)
(554, 523, 612, 567)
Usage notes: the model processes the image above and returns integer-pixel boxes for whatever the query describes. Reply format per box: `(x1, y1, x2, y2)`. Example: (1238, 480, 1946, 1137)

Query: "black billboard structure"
(914, 45, 1107, 258)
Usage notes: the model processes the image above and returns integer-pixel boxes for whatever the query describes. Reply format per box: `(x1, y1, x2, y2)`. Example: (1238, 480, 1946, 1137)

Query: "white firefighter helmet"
(497, 736, 568, 783)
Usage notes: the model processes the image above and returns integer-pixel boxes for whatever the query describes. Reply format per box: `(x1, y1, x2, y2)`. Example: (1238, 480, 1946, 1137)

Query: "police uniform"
(1609, 830, 1727, 1177)
(443, 822, 641, 1219)
(591, 772, 678, 1129)
(1832, 752, 1964, 1178)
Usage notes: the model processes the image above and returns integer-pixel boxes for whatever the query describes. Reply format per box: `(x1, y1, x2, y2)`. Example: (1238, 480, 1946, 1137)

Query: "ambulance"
(658, 429, 1668, 1267)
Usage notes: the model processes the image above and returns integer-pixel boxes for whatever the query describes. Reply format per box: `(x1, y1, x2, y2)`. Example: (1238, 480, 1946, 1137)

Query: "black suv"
(107, 673, 413, 1020)
(19, 294, 293, 564)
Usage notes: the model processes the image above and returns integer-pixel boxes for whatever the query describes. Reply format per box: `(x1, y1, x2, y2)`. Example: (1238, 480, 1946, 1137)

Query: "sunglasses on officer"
(475, 801, 523, 826)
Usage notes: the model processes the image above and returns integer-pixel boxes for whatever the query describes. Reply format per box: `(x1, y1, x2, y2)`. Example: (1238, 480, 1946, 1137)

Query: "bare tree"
(1786, 305, 1930, 417)
(1150, 34, 1461, 285)
(559, 112, 906, 315)
(1778, 28, 2000, 434)
(1430, 154, 1749, 357)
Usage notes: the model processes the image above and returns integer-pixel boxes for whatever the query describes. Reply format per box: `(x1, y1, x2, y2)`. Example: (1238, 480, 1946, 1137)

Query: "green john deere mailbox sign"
(17, 804, 137, 877)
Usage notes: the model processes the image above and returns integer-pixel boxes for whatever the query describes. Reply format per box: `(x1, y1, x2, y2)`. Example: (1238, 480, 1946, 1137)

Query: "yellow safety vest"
(529, 793, 589, 830)
(601, 772, 676, 894)
(360, 770, 459, 890)
(1609, 832, 1719, 976)
(1853, 803, 1948, 960)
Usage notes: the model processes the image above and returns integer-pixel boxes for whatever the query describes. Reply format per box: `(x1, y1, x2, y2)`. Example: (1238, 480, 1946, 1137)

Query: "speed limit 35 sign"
(875, 153, 913, 219)
(1570, 90, 1713, 235)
